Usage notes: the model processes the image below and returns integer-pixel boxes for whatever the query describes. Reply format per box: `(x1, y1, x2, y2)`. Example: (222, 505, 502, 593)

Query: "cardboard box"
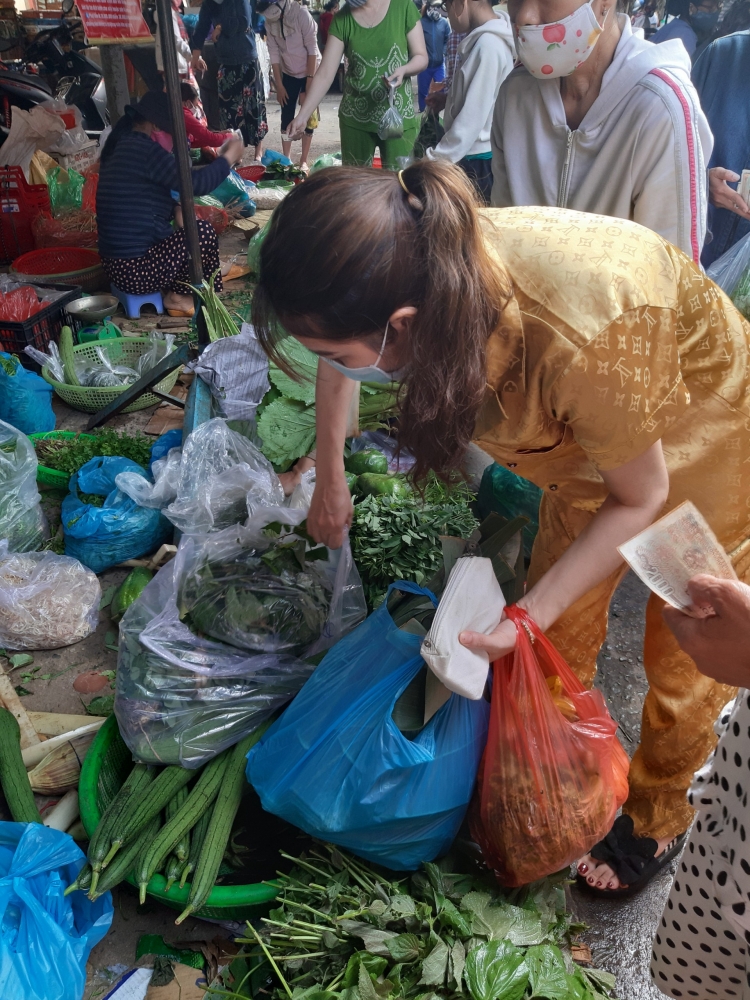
(50, 139, 98, 173)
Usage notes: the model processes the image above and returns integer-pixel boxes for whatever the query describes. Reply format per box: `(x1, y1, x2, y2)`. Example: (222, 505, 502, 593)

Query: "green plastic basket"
(79, 716, 280, 921)
(29, 430, 96, 490)
(42, 338, 183, 414)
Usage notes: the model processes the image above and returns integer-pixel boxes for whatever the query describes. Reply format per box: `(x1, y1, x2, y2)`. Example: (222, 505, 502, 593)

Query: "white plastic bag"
(115, 510, 366, 767)
(0, 106, 65, 179)
(0, 419, 48, 553)
(420, 556, 505, 700)
(707, 232, 750, 319)
(0, 540, 100, 650)
(186, 323, 270, 421)
(378, 81, 404, 142)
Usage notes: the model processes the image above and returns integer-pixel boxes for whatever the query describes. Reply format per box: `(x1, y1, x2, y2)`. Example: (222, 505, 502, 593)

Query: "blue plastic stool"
(111, 285, 164, 320)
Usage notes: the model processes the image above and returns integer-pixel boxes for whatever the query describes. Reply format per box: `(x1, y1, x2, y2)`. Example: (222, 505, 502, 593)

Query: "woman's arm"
(460, 441, 670, 656)
(286, 35, 344, 140)
(386, 21, 428, 85)
(306, 358, 357, 548)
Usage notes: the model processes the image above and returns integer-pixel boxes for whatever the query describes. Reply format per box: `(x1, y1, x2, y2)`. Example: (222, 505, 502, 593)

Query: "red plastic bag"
(0, 286, 42, 321)
(32, 211, 98, 249)
(195, 203, 230, 235)
(469, 605, 629, 887)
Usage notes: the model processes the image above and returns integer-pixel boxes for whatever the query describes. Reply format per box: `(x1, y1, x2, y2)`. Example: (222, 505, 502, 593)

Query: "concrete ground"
(15, 90, 672, 999)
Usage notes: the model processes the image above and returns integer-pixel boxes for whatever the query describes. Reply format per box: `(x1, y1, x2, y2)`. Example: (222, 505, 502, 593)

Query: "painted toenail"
(579, 864, 588, 874)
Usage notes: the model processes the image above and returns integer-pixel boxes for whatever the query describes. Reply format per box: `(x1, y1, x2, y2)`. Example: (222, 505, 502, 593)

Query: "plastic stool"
(111, 285, 164, 320)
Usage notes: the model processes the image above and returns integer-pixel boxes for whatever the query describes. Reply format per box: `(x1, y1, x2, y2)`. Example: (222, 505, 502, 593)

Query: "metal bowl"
(66, 294, 120, 323)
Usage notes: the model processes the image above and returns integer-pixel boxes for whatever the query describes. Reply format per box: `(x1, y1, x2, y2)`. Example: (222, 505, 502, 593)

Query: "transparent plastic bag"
(47, 166, 85, 218)
(0, 821, 112, 1000)
(24, 342, 65, 383)
(115, 514, 365, 767)
(707, 231, 750, 319)
(0, 419, 48, 553)
(378, 81, 404, 142)
(162, 417, 283, 533)
(81, 345, 138, 387)
(310, 153, 342, 173)
(469, 606, 630, 887)
(135, 331, 175, 377)
(0, 540, 100, 650)
(247, 581, 490, 870)
(0, 353, 55, 435)
(62, 457, 173, 574)
(115, 447, 182, 510)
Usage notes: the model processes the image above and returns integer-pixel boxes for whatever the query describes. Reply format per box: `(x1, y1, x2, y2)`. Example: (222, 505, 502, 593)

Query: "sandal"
(576, 815, 686, 899)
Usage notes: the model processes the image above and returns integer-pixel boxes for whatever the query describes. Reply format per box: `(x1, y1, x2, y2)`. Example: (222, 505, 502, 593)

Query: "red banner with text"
(76, 0, 153, 45)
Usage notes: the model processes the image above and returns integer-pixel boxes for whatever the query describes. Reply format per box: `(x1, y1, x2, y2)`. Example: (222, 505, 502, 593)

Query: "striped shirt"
(444, 30, 466, 90)
(96, 130, 230, 259)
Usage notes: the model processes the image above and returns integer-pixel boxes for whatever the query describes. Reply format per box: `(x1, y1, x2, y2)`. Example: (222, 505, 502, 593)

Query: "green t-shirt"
(329, 0, 420, 132)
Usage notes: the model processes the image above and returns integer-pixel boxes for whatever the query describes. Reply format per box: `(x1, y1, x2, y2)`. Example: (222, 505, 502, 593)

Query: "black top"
(96, 130, 230, 260)
(192, 0, 258, 66)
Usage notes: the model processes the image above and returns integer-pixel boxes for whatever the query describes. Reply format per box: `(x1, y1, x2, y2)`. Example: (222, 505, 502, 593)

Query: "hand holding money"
(662, 576, 750, 686)
(618, 501, 737, 617)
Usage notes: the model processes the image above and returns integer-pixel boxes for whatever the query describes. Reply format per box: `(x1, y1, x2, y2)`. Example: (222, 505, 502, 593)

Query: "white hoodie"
(491, 16, 713, 263)
(426, 14, 515, 163)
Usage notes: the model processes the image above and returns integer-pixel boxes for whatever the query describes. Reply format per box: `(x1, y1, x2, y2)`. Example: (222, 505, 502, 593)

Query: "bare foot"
(577, 834, 680, 891)
(298, 161, 310, 175)
(163, 290, 194, 313)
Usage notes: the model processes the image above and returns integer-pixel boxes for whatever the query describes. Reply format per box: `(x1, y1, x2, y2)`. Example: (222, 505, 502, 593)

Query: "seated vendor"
(181, 82, 235, 159)
(96, 90, 243, 316)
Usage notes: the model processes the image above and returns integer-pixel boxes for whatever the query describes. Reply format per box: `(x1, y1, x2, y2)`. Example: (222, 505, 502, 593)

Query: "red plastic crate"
(0, 166, 51, 265)
(0, 282, 81, 358)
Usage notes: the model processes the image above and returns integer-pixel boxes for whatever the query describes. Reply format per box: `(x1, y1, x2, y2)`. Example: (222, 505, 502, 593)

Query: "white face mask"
(319, 323, 404, 384)
(514, 0, 606, 80)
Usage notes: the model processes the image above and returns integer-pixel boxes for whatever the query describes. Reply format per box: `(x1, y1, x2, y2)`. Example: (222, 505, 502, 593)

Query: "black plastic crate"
(0, 282, 81, 359)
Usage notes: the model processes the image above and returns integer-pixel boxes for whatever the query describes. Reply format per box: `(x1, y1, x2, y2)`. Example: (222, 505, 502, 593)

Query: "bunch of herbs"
(34, 429, 153, 476)
(213, 844, 617, 1000)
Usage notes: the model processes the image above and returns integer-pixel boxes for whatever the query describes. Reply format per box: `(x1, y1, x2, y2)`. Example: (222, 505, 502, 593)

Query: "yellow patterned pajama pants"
(527, 494, 737, 842)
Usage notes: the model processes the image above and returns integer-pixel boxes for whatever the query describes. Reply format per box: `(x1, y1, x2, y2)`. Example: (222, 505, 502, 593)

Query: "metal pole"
(155, 0, 209, 347)
(99, 45, 129, 124)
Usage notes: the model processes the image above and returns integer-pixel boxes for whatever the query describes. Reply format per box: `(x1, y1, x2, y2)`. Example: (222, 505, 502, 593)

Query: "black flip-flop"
(575, 815, 687, 899)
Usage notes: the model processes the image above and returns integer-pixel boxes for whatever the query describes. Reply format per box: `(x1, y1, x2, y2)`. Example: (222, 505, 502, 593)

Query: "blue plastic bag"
(247, 582, 490, 870)
(0, 353, 55, 435)
(149, 429, 182, 472)
(210, 170, 256, 217)
(0, 821, 112, 1000)
(62, 456, 173, 574)
(261, 149, 292, 167)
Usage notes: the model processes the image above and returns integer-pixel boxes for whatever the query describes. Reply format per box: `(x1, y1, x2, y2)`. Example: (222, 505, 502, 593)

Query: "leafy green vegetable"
(191, 269, 242, 341)
(223, 844, 617, 1000)
(34, 429, 153, 476)
(350, 481, 479, 608)
(257, 397, 318, 468)
(464, 941, 528, 1000)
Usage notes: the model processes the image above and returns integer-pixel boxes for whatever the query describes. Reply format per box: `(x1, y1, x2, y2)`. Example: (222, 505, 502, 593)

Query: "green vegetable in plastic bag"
(47, 166, 85, 218)
(310, 152, 342, 173)
(247, 220, 271, 275)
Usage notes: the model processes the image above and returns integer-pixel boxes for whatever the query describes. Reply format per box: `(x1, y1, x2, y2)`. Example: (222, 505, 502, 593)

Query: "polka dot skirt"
(102, 219, 222, 296)
(651, 693, 750, 999)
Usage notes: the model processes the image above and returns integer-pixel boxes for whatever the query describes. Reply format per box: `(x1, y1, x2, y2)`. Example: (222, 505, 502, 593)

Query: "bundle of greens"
(178, 527, 332, 655)
(263, 162, 306, 182)
(34, 429, 153, 477)
(191, 270, 242, 341)
(350, 478, 479, 609)
(214, 844, 617, 1000)
(257, 338, 399, 471)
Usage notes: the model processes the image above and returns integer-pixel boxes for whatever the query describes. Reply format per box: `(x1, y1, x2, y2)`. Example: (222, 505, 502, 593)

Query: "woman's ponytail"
(253, 160, 510, 481)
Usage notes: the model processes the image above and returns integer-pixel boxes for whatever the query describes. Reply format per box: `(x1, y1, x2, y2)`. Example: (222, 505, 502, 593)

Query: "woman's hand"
(662, 576, 750, 686)
(286, 113, 309, 140)
(459, 616, 517, 660)
(385, 67, 407, 87)
(307, 474, 353, 548)
(277, 80, 289, 106)
(191, 50, 208, 74)
(708, 167, 750, 220)
(425, 87, 447, 113)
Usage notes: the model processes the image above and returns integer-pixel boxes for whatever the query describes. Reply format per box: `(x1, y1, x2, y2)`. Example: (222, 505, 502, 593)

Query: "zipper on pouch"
(421, 558, 475, 653)
(557, 130, 575, 208)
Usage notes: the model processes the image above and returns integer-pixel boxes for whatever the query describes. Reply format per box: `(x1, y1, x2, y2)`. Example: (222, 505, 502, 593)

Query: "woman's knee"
(196, 219, 219, 248)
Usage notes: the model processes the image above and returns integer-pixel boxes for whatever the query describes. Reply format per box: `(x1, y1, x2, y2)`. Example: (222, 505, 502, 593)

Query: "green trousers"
(340, 122, 419, 169)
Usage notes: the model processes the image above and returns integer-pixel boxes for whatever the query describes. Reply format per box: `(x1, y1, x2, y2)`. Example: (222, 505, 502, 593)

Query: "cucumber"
(91, 815, 160, 901)
(356, 473, 410, 499)
(0, 708, 41, 824)
(175, 725, 271, 924)
(110, 567, 153, 622)
(104, 764, 194, 867)
(64, 862, 92, 896)
(345, 449, 388, 477)
(135, 751, 229, 903)
(59, 325, 80, 386)
(179, 808, 211, 889)
(164, 853, 182, 893)
(87, 763, 154, 896)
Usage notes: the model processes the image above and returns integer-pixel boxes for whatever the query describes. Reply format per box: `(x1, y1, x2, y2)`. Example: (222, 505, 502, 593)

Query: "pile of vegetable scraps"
(214, 844, 617, 1000)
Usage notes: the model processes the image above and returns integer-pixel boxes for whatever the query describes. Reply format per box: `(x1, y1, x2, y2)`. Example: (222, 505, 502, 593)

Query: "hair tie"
(397, 170, 410, 195)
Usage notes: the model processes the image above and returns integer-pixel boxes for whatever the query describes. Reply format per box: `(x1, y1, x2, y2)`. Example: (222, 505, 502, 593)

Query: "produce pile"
(257, 338, 399, 470)
(33, 429, 153, 476)
(67, 725, 270, 922)
(214, 844, 617, 1000)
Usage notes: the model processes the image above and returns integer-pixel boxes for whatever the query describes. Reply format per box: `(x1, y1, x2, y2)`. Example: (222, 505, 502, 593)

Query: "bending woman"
(252, 160, 750, 898)
(96, 91, 243, 315)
